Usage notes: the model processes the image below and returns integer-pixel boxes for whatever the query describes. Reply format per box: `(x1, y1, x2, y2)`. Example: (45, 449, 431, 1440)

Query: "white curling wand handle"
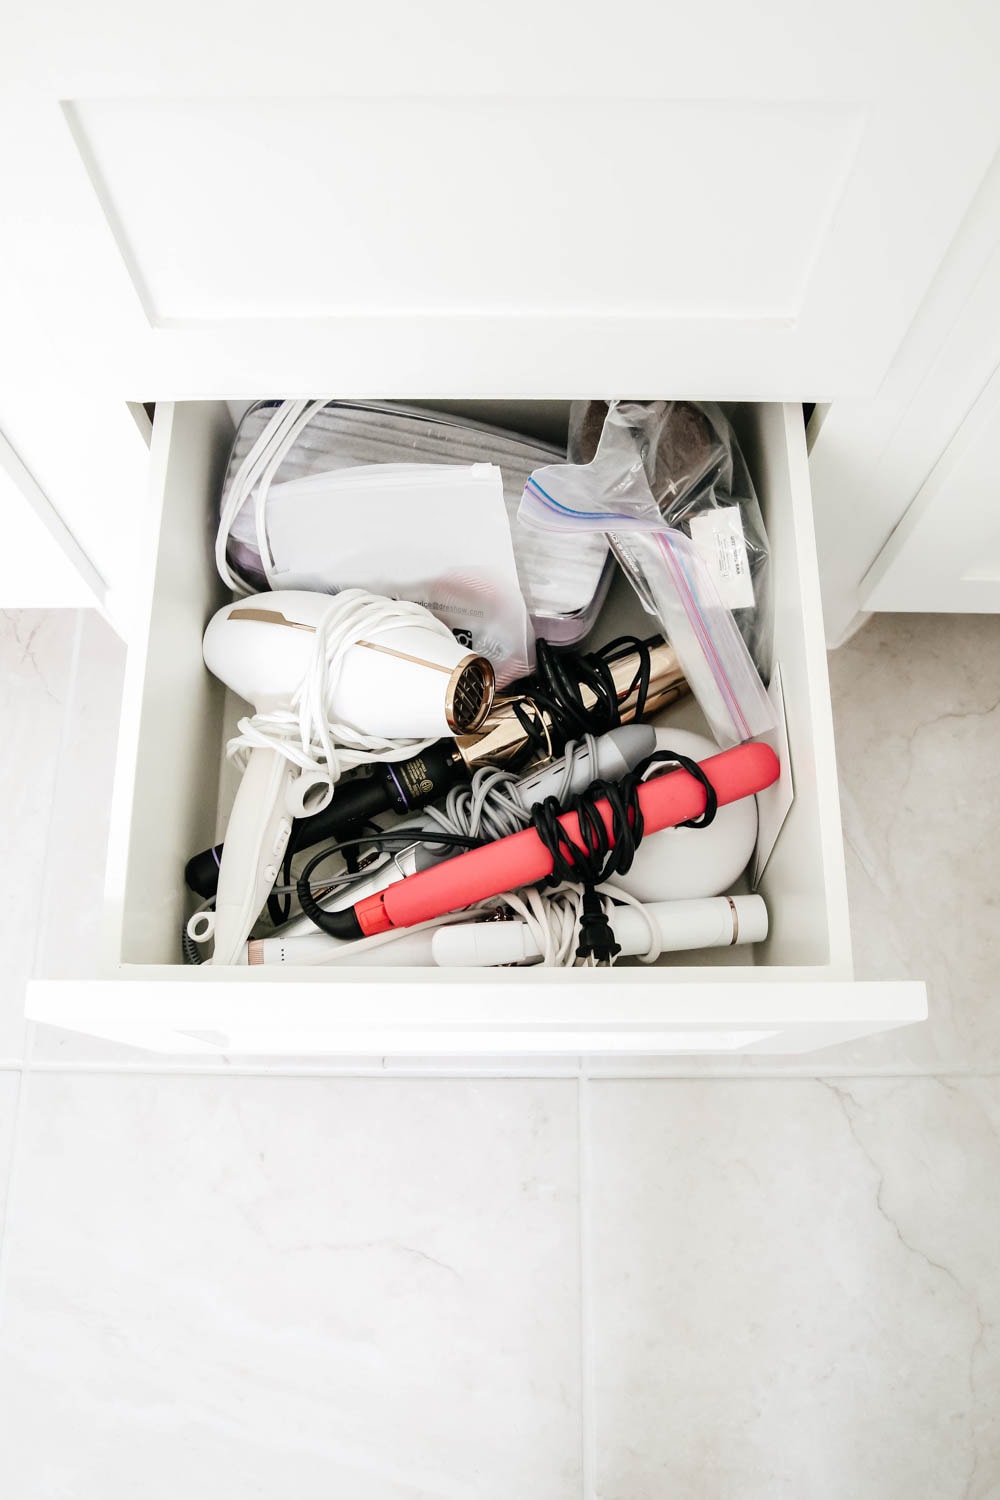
(431, 895, 768, 967)
(247, 926, 439, 967)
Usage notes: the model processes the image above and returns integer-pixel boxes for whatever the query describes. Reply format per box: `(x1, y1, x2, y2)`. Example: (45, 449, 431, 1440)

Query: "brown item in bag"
(573, 400, 727, 511)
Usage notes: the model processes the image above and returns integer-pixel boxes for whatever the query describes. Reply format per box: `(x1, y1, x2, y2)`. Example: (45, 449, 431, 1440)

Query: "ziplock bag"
(569, 402, 773, 678)
(246, 460, 534, 688)
(570, 400, 773, 679)
(521, 404, 775, 746)
(216, 398, 614, 646)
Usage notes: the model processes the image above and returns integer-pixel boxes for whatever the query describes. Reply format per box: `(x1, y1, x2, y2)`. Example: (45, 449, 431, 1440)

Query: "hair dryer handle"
(211, 748, 299, 965)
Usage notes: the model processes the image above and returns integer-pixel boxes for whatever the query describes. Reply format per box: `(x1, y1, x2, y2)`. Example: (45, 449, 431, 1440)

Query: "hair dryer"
(202, 588, 495, 965)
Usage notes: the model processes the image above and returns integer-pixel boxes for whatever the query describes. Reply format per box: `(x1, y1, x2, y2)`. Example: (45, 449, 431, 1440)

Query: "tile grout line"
(563, 1065, 1000, 1082)
(5, 1060, 1000, 1081)
(15, 1061, 593, 1079)
(577, 1067, 596, 1500)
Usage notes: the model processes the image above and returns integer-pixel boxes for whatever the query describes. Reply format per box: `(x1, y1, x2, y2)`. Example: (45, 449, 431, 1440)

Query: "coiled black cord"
(296, 828, 486, 939)
(293, 749, 718, 955)
(276, 633, 657, 926)
(530, 749, 718, 963)
(266, 841, 295, 926)
(508, 636, 655, 760)
(182, 920, 206, 966)
(266, 808, 375, 927)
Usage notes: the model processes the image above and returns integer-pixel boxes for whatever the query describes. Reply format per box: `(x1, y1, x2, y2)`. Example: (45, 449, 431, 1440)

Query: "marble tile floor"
(0, 608, 998, 1498)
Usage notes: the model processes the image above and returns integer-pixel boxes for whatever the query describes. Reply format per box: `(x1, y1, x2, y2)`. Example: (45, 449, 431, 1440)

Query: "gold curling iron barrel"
(456, 638, 688, 773)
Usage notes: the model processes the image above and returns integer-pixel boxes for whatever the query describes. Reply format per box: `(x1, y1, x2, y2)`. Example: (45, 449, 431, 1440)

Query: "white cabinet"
(17, 2, 994, 1049)
(26, 399, 925, 1055)
(0, 429, 101, 609)
(808, 151, 1000, 640)
(860, 367, 1000, 614)
(1, 2, 1000, 619)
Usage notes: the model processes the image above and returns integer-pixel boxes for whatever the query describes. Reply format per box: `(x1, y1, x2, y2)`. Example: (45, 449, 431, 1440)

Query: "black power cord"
(266, 840, 295, 927)
(508, 635, 654, 761)
(295, 828, 486, 940)
(530, 749, 719, 963)
(294, 749, 719, 957)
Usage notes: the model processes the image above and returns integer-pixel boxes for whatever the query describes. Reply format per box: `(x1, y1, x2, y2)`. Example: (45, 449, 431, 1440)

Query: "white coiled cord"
(226, 589, 456, 792)
(491, 883, 664, 967)
(418, 732, 603, 845)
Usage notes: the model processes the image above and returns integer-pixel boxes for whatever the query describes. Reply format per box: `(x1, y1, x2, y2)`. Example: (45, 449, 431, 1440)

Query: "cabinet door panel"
(2, 1, 999, 601)
(861, 367, 1000, 613)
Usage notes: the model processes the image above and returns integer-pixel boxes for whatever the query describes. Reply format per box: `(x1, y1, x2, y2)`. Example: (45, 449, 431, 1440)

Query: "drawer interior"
(105, 399, 852, 985)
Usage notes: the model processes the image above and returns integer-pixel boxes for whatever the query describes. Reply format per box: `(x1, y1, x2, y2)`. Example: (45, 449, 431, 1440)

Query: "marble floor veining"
(827, 611, 1000, 1073)
(0, 1074, 583, 1500)
(0, 608, 999, 1499)
(588, 1077, 1000, 1500)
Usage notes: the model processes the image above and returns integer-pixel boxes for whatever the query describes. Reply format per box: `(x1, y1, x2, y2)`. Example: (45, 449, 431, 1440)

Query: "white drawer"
(27, 399, 925, 1056)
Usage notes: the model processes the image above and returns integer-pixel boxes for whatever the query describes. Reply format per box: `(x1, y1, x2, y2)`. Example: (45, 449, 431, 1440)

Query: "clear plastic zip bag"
(570, 400, 773, 681)
(520, 403, 775, 747)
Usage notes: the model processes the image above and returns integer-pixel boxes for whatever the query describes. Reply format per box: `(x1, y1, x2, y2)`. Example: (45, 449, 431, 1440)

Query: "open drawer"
(27, 399, 925, 1056)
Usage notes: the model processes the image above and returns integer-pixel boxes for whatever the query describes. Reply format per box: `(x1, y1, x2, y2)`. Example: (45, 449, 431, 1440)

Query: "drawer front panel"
(28, 979, 926, 1059)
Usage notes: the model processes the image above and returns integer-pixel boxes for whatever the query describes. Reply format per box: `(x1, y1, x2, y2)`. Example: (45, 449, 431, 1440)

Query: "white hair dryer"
(202, 588, 495, 964)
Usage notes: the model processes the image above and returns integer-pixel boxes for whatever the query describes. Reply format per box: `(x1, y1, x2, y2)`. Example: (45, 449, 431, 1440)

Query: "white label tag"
(689, 509, 755, 610)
